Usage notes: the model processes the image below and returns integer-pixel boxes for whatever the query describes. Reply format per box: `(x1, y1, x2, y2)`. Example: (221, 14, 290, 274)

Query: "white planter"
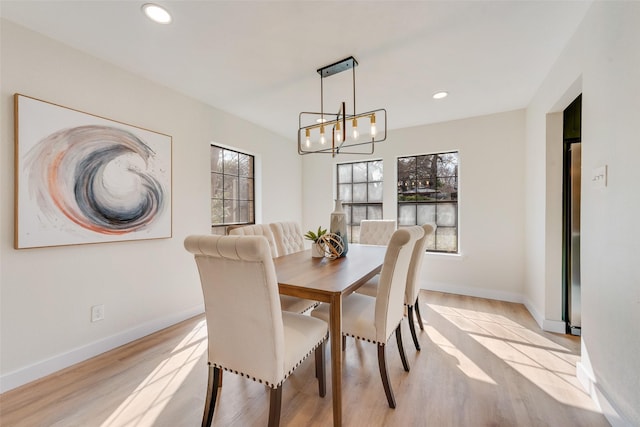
(311, 242, 324, 258)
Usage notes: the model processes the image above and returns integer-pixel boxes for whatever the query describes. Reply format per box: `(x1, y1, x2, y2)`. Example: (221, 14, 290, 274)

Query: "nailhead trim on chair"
(212, 333, 328, 389)
(300, 302, 320, 314)
(342, 321, 402, 345)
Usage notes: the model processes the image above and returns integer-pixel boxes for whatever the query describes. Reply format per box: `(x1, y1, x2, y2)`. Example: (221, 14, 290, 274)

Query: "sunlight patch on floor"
(430, 304, 523, 328)
(429, 303, 568, 351)
(470, 333, 592, 409)
(428, 303, 595, 411)
(101, 320, 207, 427)
(424, 324, 497, 385)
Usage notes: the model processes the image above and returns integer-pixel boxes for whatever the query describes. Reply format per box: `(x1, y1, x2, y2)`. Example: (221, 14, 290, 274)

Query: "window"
(397, 152, 458, 253)
(211, 145, 254, 232)
(337, 160, 383, 243)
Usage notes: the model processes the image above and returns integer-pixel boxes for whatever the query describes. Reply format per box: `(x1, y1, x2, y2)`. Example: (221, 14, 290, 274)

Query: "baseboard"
(425, 284, 567, 334)
(577, 362, 632, 427)
(522, 298, 545, 329)
(424, 282, 524, 304)
(542, 318, 566, 334)
(0, 304, 204, 394)
(522, 297, 566, 333)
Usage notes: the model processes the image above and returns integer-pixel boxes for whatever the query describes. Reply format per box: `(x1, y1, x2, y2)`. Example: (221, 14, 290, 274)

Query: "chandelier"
(298, 56, 386, 156)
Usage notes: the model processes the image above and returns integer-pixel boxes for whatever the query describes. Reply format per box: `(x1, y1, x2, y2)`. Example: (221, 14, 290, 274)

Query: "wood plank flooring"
(0, 291, 610, 426)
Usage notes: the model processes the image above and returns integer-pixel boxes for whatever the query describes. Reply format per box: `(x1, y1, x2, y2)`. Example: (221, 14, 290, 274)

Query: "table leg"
(329, 294, 342, 426)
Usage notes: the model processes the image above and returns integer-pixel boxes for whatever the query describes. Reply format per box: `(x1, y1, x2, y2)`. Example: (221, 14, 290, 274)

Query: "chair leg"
(395, 325, 410, 372)
(414, 295, 425, 331)
(377, 343, 396, 409)
(342, 335, 346, 351)
(315, 340, 326, 397)
(201, 364, 221, 427)
(407, 305, 421, 351)
(268, 386, 282, 427)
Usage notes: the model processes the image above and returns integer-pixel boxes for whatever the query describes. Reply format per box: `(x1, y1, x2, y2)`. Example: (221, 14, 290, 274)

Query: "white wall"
(525, 3, 639, 425)
(0, 20, 301, 392)
(302, 109, 527, 303)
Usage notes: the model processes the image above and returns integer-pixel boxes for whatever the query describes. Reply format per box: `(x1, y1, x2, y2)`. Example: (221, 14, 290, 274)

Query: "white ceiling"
(1, 1, 592, 140)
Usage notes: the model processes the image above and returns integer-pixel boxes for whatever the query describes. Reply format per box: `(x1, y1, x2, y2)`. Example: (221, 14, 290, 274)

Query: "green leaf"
(304, 226, 326, 242)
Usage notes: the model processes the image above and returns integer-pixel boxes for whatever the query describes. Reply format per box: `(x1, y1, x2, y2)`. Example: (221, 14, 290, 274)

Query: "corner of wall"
(522, 297, 544, 329)
(577, 361, 630, 427)
(578, 339, 633, 427)
(523, 297, 566, 333)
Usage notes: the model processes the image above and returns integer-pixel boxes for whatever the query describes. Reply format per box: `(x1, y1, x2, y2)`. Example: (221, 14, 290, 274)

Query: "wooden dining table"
(273, 243, 387, 427)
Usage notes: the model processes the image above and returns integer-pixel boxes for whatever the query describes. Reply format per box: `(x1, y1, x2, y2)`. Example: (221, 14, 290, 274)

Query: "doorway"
(562, 94, 582, 336)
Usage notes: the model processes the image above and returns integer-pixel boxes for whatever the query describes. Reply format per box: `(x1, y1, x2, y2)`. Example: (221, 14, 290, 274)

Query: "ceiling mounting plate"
(317, 56, 358, 78)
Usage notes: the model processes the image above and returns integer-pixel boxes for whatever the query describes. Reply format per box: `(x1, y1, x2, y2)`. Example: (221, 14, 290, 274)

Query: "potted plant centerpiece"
(304, 226, 327, 258)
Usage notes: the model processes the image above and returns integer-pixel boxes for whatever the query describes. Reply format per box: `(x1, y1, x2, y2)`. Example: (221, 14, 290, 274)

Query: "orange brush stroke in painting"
(47, 151, 129, 235)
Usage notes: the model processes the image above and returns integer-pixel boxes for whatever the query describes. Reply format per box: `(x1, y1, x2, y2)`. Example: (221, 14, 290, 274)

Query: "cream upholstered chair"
(355, 219, 397, 308)
(184, 234, 328, 427)
(359, 219, 397, 245)
(230, 224, 317, 314)
(228, 224, 279, 257)
(352, 220, 397, 321)
(269, 221, 306, 255)
(310, 226, 423, 408)
(357, 224, 434, 350)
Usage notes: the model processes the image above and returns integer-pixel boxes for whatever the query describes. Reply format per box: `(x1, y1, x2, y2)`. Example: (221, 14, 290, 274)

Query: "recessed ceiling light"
(433, 91, 449, 100)
(142, 3, 172, 24)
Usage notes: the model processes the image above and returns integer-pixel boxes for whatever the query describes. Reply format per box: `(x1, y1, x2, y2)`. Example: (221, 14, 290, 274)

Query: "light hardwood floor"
(0, 291, 610, 427)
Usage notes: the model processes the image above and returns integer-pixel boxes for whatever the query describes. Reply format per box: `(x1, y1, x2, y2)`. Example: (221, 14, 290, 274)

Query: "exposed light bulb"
(335, 121, 342, 142)
(352, 118, 359, 140)
(320, 125, 326, 145)
(305, 128, 311, 147)
(370, 114, 377, 137)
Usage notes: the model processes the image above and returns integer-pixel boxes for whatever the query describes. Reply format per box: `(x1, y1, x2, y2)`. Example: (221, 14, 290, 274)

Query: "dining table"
(273, 243, 387, 427)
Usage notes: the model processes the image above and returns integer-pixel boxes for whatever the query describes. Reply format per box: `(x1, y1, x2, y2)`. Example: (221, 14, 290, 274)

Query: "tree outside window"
(397, 152, 458, 253)
(211, 145, 254, 234)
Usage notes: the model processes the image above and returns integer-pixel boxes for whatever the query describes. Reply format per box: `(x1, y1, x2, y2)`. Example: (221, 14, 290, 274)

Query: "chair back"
(229, 224, 279, 258)
(405, 224, 434, 305)
(184, 234, 286, 386)
(374, 226, 424, 342)
(269, 222, 305, 255)
(359, 220, 397, 245)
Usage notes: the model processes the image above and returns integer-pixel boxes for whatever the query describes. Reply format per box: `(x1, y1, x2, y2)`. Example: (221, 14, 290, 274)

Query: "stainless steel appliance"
(567, 142, 581, 335)
(563, 94, 582, 336)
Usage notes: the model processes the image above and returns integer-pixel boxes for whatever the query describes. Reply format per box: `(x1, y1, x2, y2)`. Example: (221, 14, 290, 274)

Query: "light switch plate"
(592, 165, 607, 189)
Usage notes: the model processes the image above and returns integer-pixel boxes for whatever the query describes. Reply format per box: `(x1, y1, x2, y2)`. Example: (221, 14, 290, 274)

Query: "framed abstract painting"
(14, 94, 172, 249)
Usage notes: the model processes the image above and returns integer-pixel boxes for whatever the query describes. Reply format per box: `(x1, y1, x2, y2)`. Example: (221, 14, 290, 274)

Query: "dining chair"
(310, 226, 424, 409)
(357, 224, 434, 350)
(184, 234, 328, 427)
(269, 221, 306, 255)
(228, 224, 279, 256)
(230, 224, 318, 314)
(359, 219, 397, 245)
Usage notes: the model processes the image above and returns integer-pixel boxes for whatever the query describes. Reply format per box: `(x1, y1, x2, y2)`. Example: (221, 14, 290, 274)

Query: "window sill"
(425, 251, 464, 260)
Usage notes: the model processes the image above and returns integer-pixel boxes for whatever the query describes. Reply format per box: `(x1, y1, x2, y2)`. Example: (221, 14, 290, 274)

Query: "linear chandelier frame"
(298, 56, 387, 157)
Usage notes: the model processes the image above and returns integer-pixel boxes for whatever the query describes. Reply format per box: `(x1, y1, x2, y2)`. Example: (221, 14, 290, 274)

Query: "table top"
(274, 244, 387, 300)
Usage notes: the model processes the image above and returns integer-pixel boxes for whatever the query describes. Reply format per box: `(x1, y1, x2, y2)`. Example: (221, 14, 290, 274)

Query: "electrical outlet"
(91, 304, 105, 322)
